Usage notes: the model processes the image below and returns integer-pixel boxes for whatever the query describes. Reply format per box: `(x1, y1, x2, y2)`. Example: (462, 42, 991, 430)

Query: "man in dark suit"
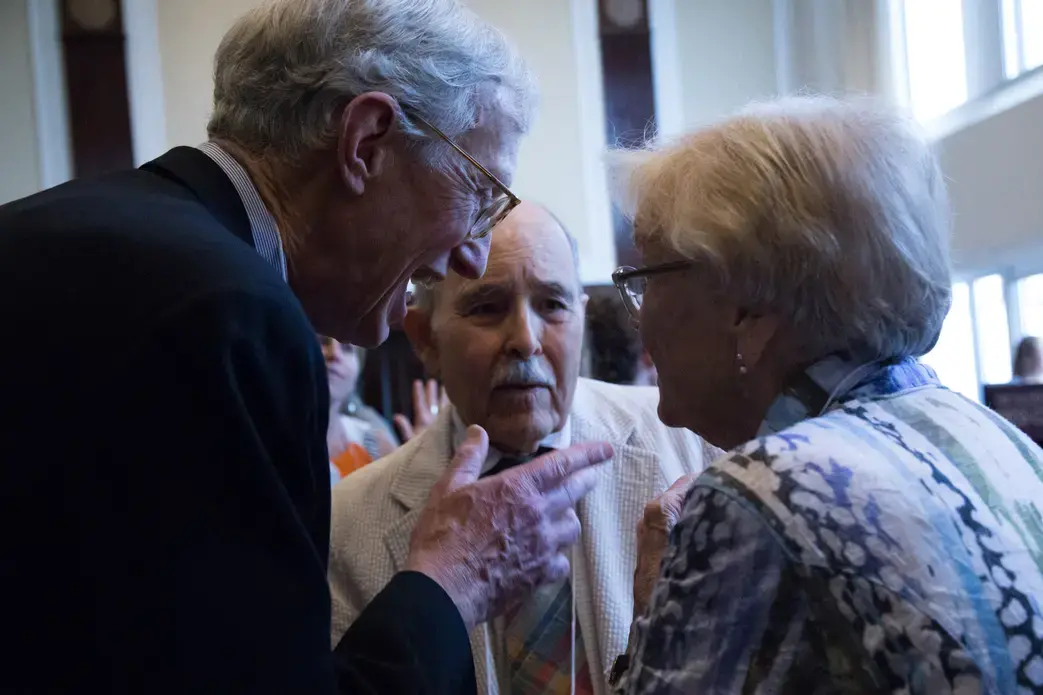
(0, 1, 610, 693)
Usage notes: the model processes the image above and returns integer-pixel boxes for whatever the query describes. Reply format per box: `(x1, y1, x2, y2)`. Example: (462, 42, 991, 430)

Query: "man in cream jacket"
(328, 203, 715, 695)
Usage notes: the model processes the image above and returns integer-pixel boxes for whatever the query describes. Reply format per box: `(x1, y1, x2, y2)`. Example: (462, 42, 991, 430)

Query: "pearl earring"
(737, 352, 748, 376)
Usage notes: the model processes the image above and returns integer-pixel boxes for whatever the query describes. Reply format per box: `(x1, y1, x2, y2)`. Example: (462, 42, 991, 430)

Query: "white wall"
(124, 0, 168, 165)
(670, 0, 778, 129)
(0, 0, 42, 205)
(937, 88, 1043, 278)
(465, 0, 613, 283)
(156, 0, 256, 148)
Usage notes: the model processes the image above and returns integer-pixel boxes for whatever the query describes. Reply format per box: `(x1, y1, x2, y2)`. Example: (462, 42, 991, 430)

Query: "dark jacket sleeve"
(334, 572, 477, 695)
(83, 287, 475, 694)
(77, 288, 337, 693)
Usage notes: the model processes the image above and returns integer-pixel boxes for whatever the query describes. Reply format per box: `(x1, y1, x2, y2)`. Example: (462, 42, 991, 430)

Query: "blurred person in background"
(607, 96, 1043, 694)
(0, 0, 614, 693)
(585, 293, 658, 386)
(328, 202, 717, 695)
(1014, 336, 1043, 383)
(320, 336, 398, 483)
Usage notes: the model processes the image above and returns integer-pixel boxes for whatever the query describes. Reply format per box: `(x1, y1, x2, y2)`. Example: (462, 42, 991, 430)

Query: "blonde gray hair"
(208, 0, 536, 167)
(613, 96, 953, 361)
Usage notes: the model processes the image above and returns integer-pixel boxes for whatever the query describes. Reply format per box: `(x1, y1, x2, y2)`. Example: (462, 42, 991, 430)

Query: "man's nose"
(449, 236, 491, 280)
(504, 306, 542, 359)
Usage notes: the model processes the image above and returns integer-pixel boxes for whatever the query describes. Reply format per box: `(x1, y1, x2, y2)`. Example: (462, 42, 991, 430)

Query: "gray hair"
(207, 0, 537, 166)
(411, 203, 581, 314)
(612, 95, 953, 361)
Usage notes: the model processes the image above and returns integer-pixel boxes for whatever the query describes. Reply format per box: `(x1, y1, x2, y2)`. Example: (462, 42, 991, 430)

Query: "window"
(973, 274, 1014, 384)
(922, 282, 980, 400)
(1003, 0, 1043, 78)
(900, 0, 969, 120)
(1019, 273, 1043, 337)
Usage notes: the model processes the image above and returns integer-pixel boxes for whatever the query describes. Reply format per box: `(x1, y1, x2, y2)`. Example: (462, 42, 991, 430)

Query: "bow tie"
(481, 446, 554, 478)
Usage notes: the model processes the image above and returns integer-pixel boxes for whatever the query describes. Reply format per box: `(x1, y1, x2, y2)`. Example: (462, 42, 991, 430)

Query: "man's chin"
(483, 418, 554, 455)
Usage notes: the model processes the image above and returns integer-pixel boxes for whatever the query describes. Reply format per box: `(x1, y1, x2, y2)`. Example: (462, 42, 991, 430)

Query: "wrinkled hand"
(633, 474, 699, 621)
(406, 426, 612, 630)
(394, 379, 448, 441)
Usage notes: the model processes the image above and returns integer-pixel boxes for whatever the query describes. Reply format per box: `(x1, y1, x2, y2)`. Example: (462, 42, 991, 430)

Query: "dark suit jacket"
(0, 148, 475, 694)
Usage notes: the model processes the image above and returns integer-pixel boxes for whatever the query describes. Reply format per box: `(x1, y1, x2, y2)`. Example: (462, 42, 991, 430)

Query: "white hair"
(207, 0, 537, 166)
(612, 95, 953, 361)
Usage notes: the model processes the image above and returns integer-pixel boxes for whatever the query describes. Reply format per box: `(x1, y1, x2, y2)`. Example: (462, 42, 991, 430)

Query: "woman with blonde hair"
(609, 97, 1043, 694)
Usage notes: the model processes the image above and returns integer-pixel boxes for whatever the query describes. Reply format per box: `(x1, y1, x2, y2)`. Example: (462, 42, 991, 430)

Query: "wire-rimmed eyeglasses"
(407, 111, 521, 241)
(611, 261, 694, 322)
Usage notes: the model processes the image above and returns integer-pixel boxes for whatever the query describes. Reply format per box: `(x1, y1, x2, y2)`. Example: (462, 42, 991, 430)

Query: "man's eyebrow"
(536, 280, 575, 302)
(455, 283, 509, 305)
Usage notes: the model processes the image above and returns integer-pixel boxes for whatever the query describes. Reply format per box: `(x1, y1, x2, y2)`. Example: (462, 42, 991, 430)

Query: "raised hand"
(405, 425, 613, 629)
(632, 473, 700, 621)
(394, 378, 448, 441)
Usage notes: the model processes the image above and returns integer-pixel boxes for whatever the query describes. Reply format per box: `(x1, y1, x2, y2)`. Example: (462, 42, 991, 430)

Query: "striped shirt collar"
(197, 141, 288, 281)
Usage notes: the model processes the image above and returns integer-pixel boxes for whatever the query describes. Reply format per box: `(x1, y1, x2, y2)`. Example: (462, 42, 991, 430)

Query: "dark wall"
(358, 330, 427, 422)
(62, 0, 134, 178)
(598, 0, 657, 269)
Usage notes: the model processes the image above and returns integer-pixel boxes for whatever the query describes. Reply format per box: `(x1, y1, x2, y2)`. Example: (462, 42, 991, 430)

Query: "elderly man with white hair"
(328, 201, 717, 695)
(605, 96, 1043, 694)
(0, 1, 615, 693)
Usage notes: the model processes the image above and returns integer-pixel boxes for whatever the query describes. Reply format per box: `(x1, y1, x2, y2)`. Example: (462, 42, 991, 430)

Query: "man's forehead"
(457, 211, 576, 293)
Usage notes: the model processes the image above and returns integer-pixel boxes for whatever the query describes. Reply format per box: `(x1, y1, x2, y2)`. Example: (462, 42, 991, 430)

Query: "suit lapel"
(571, 412, 666, 691)
(382, 407, 456, 571)
(382, 407, 500, 693)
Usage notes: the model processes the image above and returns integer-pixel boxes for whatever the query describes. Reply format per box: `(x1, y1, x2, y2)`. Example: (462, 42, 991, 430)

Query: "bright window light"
(973, 274, 1014, 385)
(1019, 273, 1043, 338)
(902, 0, 969, 120)
(1004, 0, 1023, 78)
(1023, 0, 1043, 71)
(1003, 0, 1043, 77)
(922, 282, 979, 400)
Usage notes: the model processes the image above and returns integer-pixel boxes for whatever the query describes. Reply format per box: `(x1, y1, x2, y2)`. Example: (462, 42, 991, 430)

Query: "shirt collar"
(197, 141, 288, 281)
(758, 354, 941, 436)
(451, 407, 572, 475)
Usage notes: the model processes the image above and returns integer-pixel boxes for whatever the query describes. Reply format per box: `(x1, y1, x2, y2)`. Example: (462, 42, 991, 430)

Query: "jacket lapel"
(382, 407, 455, 571)
(570, 411, 666, 692)
(382, 406, 500, 694)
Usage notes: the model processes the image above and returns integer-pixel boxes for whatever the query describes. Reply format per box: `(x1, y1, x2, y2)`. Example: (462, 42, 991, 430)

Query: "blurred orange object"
(331, 443, 372, 478)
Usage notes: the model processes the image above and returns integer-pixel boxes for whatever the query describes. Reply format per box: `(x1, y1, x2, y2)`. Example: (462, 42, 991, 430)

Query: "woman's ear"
(403, 308, 442, 379)
(733, 310, 782, 371)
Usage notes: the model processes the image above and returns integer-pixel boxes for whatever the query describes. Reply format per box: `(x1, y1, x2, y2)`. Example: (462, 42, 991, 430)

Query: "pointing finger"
(432, 425, 488, 498)
(512, 442, 613, 493)
(542, 466, 602, 515)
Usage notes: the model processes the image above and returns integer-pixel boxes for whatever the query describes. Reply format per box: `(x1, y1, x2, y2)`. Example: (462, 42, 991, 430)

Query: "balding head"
(403, 201, 587, 454)
(412, 202, 579, 314)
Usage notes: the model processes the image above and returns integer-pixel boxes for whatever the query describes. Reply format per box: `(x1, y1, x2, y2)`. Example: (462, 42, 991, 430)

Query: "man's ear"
(403, 307, 442, 379)
(733, 310, 781, 371)
(337, 92, 399, 196)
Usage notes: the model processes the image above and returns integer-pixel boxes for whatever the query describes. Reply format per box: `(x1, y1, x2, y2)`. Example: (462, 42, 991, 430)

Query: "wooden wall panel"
(62, 0, 134, 178)
(598, 0, 657, 268)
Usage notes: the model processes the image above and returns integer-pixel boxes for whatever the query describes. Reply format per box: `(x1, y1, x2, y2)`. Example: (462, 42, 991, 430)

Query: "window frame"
(891, 0, 1042, 124)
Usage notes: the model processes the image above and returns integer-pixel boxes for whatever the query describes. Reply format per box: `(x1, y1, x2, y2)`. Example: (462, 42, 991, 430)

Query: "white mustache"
(493, 360, 555, 389)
